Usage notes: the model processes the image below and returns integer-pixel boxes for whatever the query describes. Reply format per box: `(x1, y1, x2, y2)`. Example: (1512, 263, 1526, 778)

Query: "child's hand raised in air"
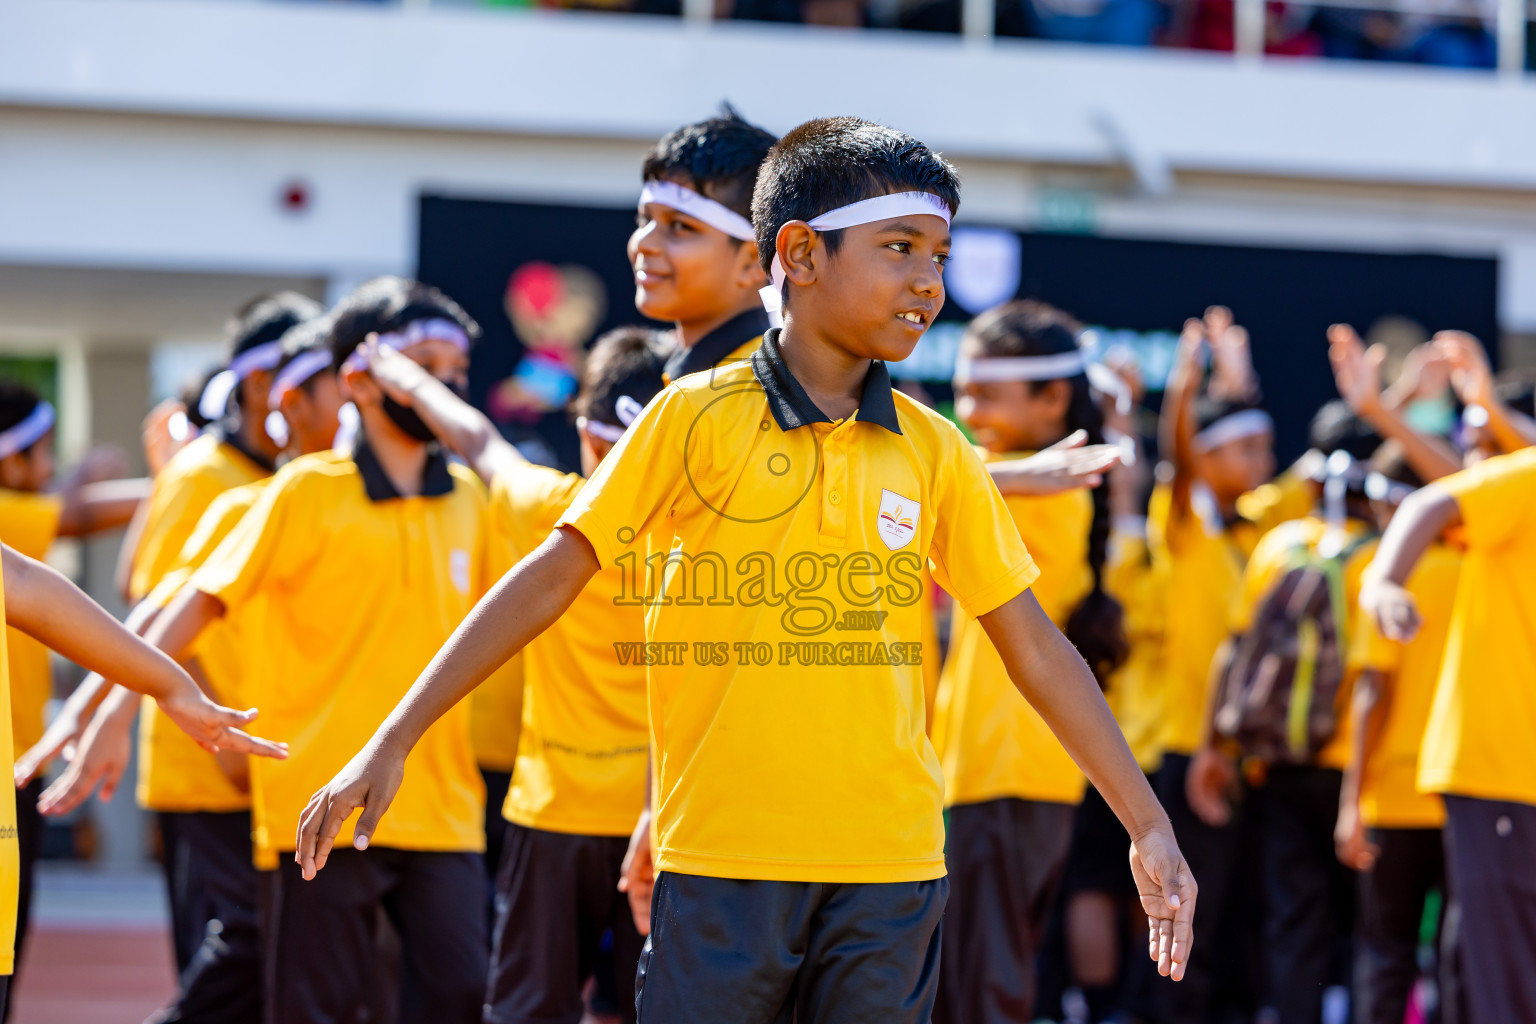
(1129, 823, 1198, 982)
(295, 740, 409, 879)
(1327, 324, 1388, 417)
(1204, 306, 1259, 402)
(1434, 330, 1495, 409)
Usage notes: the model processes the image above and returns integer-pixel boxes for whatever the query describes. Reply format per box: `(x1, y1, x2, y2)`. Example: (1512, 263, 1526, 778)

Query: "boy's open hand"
(37, 705, 134, 815)
(617, 809, 655, 937)
(357, 336, 430, 405)
(988, 431, 1122, 496)
(1359, 577, 1423, 643)
(295, 742, 407, 880)
(15, 693, 92, 789)
(156, 687, 287, 761)
(1129, 824, 1197, 981)
(1327, 324, 1387, 417)
(1434, 330, 1494, 409)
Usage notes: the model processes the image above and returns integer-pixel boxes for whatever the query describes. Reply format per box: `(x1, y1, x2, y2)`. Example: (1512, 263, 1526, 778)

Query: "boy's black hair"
(0, 380, 44, 438)
(573, 326, 667, 429)
(326, 277, 480, 369)
(181, 368, 222, 431)
(642, 104, 778, 222)
(963, 299, 1128, 687)
(227, 292, 324, 359)
(1309, 400, 1381, 463)
(750, 117, 961, 278)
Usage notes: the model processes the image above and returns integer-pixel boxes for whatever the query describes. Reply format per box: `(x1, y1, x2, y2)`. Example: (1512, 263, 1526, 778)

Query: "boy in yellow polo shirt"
(932, 300, 1128, 1024)
(1334, 447, 1455, 1024)
(299, 117, 1196, 1024)
(0, 541, 288, 1017)
(144, 278, 490, 1024)
(1361, 443, 1536, 1024)
(631, 107, 777, 383)
(360, 325, 663, 1024)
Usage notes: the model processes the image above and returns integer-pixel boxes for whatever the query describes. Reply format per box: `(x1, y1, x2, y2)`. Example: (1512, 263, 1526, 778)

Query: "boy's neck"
(357, 407, 430, 498)
(676, 292, 765, 349)
(234, 413, 281, 467)
(776, 322, 872, 423)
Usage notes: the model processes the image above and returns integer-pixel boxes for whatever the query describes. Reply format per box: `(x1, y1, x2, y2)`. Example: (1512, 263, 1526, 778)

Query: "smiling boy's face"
(783, 211, 950, 363)
(628, 183, 763, 327)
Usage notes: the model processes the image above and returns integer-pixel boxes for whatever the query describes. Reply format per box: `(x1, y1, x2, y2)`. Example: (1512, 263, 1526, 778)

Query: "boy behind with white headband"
(631, 105, 778, 383)
(356, 325, 664, 1024)
(296, 117, 1196, 1024)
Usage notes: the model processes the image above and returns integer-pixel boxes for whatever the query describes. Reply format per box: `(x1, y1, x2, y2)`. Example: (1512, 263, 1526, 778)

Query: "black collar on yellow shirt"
(663, 306, 770, 384)
(213, 424, 276, 474)
(750, 328, 902, 436)
(352, 436, 454, 502)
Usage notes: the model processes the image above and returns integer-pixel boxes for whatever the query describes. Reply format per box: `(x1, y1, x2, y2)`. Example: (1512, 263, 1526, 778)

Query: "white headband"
(639, 180, 755, 243)
(199, 339, 287, 421)
(954, 351, 1087, 383)
(342, 318, 471, 373)
(1192, 409, 1274, 452)
(768, 191, 954, 294)
(268, 349, 334, 407)
(0, 402, 55, 460)
(577, 394, 645, 444)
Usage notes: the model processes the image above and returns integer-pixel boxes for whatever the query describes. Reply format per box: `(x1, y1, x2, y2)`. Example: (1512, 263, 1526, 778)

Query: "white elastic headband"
(0, 402, 55, 460)
(342, 318, 471, 373)
(576, 394, 645, 444)
(768, 192, 954, 294)
(954, 351, 1087, 383)
(268, 349, 334, 407)
(1192, 409, 1274, 452)
(639, 180, 756, 243)
(198, 339, 287, 421)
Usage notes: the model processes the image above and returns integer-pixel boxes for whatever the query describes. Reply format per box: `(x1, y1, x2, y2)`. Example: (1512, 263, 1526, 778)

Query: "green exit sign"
(1035, 189, 1099, 234)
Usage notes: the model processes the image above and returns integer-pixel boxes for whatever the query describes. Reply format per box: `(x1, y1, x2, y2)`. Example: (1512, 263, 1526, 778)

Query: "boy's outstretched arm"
(1359, 485, 1461, 642)
(295, 526, 601, 879)
(987, 430, 1122, 497)
(1, 546, 286, 760)
(979, 590, 1196, 981)
(58, 478, 153, 537)
(359, 338, 525, 485)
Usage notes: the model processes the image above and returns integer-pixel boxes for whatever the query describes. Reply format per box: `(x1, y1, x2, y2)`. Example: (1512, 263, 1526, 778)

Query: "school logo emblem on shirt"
(876, 489, 919, 551)
(450, 549, 471, 595)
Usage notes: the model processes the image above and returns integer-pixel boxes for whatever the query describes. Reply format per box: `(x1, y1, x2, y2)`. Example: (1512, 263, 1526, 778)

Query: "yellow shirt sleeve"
(925, 427, 1039, 618)
(192, 471, 325, 611)
(1439, 447, 1536, 551)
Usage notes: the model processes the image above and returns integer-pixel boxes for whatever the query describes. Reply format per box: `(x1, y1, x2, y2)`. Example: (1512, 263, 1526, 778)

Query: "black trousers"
(933, 797, 1075, 1024)
(158, 813, 199, 974)
(480, 769, 512, 887)
(1260, 766, 1354, 1024)
(260, 847, 487, 1024)
(1354, 826, 1442, 1024)
(1157, 753, 1265, 1024)
(484, 823, 643, 1024)
(146, 811, 262, 1024)
(636, 871, 947, 1024)
(1441, 795, 1536, 1024)
(9, 781, 40, 982)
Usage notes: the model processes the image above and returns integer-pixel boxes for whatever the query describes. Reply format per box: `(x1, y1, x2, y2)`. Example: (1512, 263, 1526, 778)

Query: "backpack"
(1211, 530, 1374, 766)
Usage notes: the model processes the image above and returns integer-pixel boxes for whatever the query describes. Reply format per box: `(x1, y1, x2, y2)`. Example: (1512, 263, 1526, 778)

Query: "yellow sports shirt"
(471, 487, 525, 775)
(1418, 447, 1536, 807)
(932, 453, 1091, 808)
(128, 433, 269, 602)
(136, 483, 265, 813)
(1152, 473, 1312, 756)
(1229, 517, 1373, 771)
(1104, 529, 1167, 773)
(0, 490, 63, 754)
(193, 443, 486, 866)
(1349, 544, 1458, 829)
(556, 333, 1039, 883)
(661, 308, 767, 386)
(492, 464, 648, 836)
(0, 554, 20, 975)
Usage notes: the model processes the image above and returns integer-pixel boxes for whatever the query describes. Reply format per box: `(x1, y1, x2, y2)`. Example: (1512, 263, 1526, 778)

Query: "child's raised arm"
(1327, 324, 1461, 482)
(979, 589, 1197, 981)
(295, 525, 601, 879)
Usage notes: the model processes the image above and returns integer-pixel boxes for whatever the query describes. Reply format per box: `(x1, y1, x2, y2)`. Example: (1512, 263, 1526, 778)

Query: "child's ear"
(775, 222, 818, 288)
(735, 241, 768, 290)
(340, 366, 377, 407)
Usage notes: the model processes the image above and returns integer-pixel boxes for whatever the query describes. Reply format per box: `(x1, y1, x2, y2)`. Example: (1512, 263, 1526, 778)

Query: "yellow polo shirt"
(491, 464, 648, 836)
(193, 443, 486, 866)
(660, 308, 767, 386)
(555, 334, 1039, 883)
(1418, 447, 1536, 806)
(0, 490, 63, 754)
(471, 493, 525, 775)
(1228, 517, 1373, 771)
(932, 452, 1091, 808)
(1349, 544, 1458, 829)
(1104, 528, 1167, 773)
(128, 433, 269, 602)
(1152, 473, 1312, 756)
(0, 552, 20, 975)
(136, 483, 265, 813)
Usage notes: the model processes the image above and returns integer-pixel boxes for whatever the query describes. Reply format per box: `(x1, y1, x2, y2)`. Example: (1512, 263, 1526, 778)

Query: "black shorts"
(635, 871, 947, 1024)
(1062, 784, 1137, 899)
(484, 823, 643, 1024)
